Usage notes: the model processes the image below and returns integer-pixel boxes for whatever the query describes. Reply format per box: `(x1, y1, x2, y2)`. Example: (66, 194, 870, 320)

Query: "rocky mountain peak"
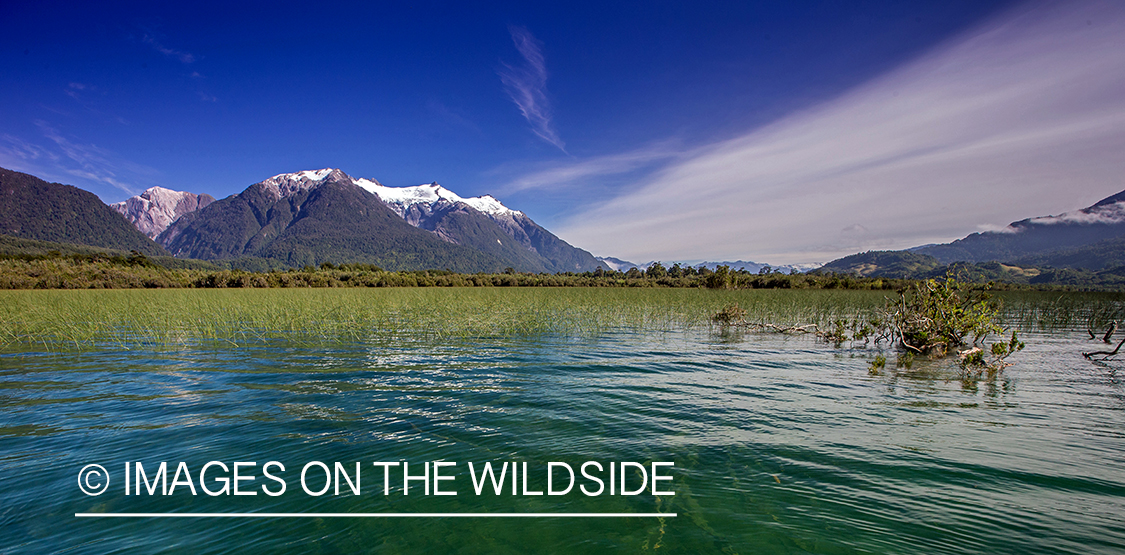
(110, 186, 215, 240)
(257, 168, 354, 201)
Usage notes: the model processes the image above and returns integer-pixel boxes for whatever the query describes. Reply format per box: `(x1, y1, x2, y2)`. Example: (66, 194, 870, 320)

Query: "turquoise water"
(2, 319, 1125, 553)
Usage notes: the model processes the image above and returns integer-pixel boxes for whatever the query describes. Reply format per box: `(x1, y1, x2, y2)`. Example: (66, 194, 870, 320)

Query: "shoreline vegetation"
(1, 248, 1122, 292)
(2, 238, 1122, 353)
(1, 284, 1120, 350)
(714, 275, 1029, 377)
(0, 288, 885, 349)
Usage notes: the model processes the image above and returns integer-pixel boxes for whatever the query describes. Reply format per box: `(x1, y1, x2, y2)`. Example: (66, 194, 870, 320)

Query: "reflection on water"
(2, 326, 1125, 554)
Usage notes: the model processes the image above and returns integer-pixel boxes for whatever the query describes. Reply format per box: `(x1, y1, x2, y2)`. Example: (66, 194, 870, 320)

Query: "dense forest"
(3, 244, 1122, 291)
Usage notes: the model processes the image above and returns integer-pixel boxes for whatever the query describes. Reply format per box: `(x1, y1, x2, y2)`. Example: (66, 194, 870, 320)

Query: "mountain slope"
(915, 190, 1125, 265)
(111, 187, 215, 240)
(819, 251, 944, 278)
(0, 167, 167, 256)
(357, 180, 601, 273)
(158, 169, 507, 271)
(816, 188, 1125, 286)
(1009, 235, 1125, 271)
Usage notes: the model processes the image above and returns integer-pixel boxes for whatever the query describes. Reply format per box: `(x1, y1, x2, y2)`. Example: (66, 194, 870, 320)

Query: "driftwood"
(1083, 336, 1125, 360)
(1087, 320, 1117, 342)
(732, 322, 820, 334)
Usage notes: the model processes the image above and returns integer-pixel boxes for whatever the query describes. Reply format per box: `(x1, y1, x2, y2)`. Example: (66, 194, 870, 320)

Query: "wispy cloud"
(553, 1, 1125, 266)
(0, 134, 60, 164)
(143, 33, 196, 64)
(0, 122, 165, 198)
(65, 82, 94, 101)
(37, 122, 137, 195)
(498, 140, 683, 194)
(500, 26, 565, 152)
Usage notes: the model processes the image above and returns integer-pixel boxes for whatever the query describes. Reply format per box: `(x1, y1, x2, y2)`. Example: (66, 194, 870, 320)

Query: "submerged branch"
(1083, 336, 1125, 360)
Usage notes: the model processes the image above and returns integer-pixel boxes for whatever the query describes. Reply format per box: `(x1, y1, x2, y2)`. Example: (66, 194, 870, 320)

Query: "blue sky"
(3, 1, 1124, 265)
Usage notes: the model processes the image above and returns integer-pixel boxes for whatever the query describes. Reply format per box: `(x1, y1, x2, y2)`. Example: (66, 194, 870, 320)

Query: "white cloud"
(500, 26, 565, 152)
(143, 33, 196, 64)
(1025, 203, 1125, 226)
(553, 1, 1125, 265)
(499, 140, 683, 194)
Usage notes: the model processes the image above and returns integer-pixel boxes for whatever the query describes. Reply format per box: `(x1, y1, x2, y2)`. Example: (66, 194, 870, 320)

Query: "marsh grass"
(994, 291, 1125, 333)
(0, 288, 891, 350)
(2, 288, 1119, 351)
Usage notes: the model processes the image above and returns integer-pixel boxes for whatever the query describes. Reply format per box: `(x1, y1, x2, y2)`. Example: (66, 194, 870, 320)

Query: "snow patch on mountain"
(258, 169, 520, 219)
(595, 256, 814, 274)
(355, 180, 521, 218)
(111, 186, 215, 240)
(257, 168, 349, 201)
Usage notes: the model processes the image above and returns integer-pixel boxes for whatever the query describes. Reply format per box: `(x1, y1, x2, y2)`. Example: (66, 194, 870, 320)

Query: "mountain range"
(0, 166, 601, 273)
(597, 257, 814, 274)
(157, 168, 601, 272)
(355, 177, 600, 273)
(821, 189, 1125, 278)
(6, 163, 1122, 281)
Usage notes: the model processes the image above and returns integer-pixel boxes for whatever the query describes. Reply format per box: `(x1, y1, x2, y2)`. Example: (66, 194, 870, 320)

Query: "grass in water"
(3, 288, 1120, 351)
(0, 288, 889, 350)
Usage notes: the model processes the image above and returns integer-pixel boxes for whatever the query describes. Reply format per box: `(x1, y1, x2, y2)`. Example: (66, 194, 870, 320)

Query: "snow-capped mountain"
(154, 168, 600, 272)
(111, 186, 215, 240)
(368, 181, 595, 271)
(595, 256, 812, 274)
(319, 170, 598, 272)
(156, 167, 498, 269)
(356, 180, 520, 220)
(256, 168, 350, 202)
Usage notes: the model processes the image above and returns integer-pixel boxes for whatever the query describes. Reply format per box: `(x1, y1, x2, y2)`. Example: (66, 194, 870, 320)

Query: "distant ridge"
(596, 257, 811, 274)
(821, 188, 1125, 277)
(913, 189, 1125, 265)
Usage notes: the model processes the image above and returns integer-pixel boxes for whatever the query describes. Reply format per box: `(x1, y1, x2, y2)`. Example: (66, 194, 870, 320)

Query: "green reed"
(995, 291, 1125, 332)
(3, 288, 1114, 351)
(0, 288, 891, 350)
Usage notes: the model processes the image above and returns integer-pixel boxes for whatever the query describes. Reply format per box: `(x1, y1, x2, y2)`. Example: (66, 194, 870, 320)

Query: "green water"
(2, 291, 1125, 553)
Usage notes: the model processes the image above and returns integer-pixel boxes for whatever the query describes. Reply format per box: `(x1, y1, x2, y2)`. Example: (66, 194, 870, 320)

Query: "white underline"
(75, 512, 676, 518)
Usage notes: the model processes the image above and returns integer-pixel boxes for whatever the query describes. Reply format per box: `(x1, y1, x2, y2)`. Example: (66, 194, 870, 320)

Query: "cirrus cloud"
(552, 1, 1125, 265)
(500, 26, 565, 152)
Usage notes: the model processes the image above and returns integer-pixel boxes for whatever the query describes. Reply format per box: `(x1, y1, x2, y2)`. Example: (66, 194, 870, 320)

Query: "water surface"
(2, 299, 1125, 553)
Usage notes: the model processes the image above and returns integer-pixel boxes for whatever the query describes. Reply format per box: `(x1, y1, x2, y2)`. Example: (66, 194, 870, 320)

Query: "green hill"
(0, 234, 220, 270)
(913, 189, 1125, 265)
(1009, 235, 1125, 270)
(817, 250, 943, 278)
(0, 167, 167, 256)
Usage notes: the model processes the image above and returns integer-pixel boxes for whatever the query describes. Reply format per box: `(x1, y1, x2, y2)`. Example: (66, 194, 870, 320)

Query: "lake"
(1, 289, 1124, 553)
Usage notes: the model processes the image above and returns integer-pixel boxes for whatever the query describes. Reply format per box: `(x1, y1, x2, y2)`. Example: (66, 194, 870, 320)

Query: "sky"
(2, 0, 1124, 265)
